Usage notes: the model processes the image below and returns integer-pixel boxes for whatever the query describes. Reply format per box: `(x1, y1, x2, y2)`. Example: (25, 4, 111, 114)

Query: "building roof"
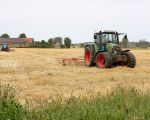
(25, 38, 34, 44)
(0, 38, 34, 44)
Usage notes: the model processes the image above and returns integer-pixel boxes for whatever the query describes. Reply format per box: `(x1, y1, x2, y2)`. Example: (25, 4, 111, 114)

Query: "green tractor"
(84, 30, 136, 68)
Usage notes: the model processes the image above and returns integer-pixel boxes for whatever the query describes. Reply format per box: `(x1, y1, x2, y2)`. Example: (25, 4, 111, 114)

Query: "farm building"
(0, 38, 34, 48)
(54, 42, 63, 48)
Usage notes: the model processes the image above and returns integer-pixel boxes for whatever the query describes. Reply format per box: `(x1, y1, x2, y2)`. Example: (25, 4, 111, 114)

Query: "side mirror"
(124, 35, 128, 39)
(94, 34, 97, 39)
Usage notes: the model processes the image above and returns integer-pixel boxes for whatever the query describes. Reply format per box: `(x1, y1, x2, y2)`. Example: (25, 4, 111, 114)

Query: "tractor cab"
(93, 31, 127, 52)
(93, 31, 126, 45)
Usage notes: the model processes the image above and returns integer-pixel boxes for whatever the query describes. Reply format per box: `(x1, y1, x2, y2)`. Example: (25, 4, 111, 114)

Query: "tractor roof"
(94, 30, 117, 34)
(94, 30, 126, 35)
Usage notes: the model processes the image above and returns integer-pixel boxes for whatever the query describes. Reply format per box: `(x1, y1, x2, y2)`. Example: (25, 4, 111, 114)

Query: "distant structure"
(71, 44, 81, 48)
(54, 42, 62, 48)
(0, 38, 34, 48)
(71, 43, 86, 48)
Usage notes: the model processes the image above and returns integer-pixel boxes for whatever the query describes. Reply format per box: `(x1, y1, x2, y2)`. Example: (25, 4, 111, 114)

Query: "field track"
(0, 48, 150, 104)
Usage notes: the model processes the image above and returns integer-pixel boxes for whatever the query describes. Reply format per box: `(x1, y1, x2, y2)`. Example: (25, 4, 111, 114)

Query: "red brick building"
(0, 38, 34, 48)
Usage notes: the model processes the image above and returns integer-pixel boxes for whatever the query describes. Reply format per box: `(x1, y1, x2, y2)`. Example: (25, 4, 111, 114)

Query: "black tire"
(123, 52, 136, 68)
(96, 52, 112, 68)
(84, 46, 94, 67)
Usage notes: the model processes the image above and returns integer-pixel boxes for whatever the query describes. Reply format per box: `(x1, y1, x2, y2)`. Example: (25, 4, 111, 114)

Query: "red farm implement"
(56, 56, 84, 66)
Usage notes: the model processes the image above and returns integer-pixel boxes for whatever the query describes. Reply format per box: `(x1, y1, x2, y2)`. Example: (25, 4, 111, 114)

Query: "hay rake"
(56, 56, 84, 66)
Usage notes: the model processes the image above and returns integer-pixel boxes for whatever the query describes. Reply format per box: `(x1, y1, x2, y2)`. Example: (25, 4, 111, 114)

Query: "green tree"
(1, 33, 10, 38)
(53, 37, 63, 48)
(29, 41, 41, 48)
(18, 33, 27, 38)
(53, 37, 63, 44)
(122, 35, 129, 48)
(64, 37, 72, 48)
(40, 40, 48, 48)
(47, 38, 54, 48)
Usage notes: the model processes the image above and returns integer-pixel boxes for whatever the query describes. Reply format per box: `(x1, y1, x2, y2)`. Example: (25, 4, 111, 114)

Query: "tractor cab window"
(102, 34, 109, 43)
(94, 34, 100, 44)
(102, 33, 118, 44)
(109, 34, 117, 44)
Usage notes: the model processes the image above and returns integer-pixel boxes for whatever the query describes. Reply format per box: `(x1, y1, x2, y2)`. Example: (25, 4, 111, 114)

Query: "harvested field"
(0, 48, 150, 104)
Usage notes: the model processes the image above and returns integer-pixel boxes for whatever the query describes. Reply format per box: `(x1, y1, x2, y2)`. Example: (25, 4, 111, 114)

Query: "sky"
(0, 0, 149, 43)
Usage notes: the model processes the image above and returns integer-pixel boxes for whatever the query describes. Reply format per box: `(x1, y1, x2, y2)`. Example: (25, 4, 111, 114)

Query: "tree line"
(122, 37, 150, 49)
(0, 33, 149, 49)
(30, 37, 72, 48)
(0, 33, 72, 48)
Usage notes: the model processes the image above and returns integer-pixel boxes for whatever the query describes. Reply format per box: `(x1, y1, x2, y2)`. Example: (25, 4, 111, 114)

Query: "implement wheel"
(84, 46, 94, 67)
(96, 52, 112, 68)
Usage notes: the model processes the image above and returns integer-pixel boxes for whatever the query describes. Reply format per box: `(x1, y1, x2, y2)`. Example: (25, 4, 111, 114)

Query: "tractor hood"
(106, 43, 122, 54)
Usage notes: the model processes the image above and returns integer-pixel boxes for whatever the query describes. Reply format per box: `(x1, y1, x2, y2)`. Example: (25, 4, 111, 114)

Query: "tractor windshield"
(102, 33, 118, 44)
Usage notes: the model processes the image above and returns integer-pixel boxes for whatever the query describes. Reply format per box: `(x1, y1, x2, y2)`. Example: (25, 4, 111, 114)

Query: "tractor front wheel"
(96, 52, 112, 68)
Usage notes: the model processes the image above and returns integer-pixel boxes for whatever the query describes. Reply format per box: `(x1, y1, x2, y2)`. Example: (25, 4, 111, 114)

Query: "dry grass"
(0, 48, 150, 104)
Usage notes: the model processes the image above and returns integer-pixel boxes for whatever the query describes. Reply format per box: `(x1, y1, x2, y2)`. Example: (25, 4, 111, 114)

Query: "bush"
(1, 85, 150, 120)
(0, 85, 25, 120)
(29, 87, 150, 120)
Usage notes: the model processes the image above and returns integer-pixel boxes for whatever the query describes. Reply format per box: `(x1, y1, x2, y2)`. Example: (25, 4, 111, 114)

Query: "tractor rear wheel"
(96, 52, 112, 68)
(84, 46, 94, 67)
(123, 52, 136, 68)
